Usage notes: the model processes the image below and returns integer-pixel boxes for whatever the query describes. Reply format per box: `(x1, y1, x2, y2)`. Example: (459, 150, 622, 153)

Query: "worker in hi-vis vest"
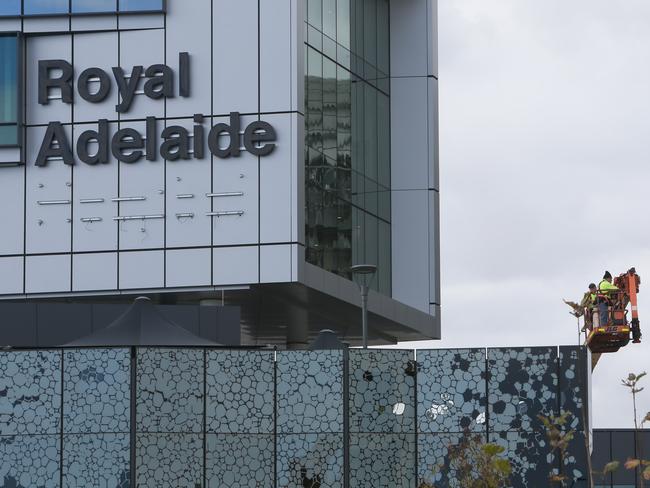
(598, 271, 619, 326)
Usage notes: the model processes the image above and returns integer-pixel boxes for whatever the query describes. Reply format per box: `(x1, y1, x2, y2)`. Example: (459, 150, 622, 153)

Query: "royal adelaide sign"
(35, 52, 277, 167)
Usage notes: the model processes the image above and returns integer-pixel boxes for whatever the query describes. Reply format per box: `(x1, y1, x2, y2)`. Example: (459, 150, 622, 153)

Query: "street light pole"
(350, 264, 377, 349)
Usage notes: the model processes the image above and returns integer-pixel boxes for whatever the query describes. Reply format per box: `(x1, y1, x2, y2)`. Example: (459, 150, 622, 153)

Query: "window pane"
(119, 0, 163, 11)
(0, 36, 18, 125)
(0, 125, 18, 145)
(0, 0, 20, 16)
(24, 0, 69, 15)
(72, 0, 117, 13)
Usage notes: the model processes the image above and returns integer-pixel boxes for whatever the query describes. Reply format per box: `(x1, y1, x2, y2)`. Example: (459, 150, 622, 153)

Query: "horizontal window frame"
(0, 0, 166, 18)
(0, 32, 22, 149)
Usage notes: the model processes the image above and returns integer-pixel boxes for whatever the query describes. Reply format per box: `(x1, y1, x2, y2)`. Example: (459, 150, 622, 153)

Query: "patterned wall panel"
(559, 346, 589, 483)
(495, 430, 555, 487)
(277, 351, 343, 434)
(0, 435, 60, 488)
(207, 434, 274, 488)
(136, 434, 203, 488)
(349, 349, 415, 433)
(277, 433, 344, 488)
(206, 350, 274, 434)
(417, 349, 486, 433)
(488, 347, 559, 432)
(418, 433, 488, 487)
(0, 350, 61, 436)
(350, 433, 416, 487)
(63, 348, 130, 434)
(63, 433, 130, 487)
(137, 348, 203, 433)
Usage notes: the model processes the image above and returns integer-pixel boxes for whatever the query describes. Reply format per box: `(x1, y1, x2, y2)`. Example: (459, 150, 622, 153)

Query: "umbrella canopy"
(64, 297, 220, 347)
(309, 329, 347, 350)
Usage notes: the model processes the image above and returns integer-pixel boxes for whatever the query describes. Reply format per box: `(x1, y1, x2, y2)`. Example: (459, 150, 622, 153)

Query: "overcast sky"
(400, 0, 650, 429)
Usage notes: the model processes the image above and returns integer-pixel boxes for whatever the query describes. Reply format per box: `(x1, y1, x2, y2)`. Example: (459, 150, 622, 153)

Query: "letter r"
(38, 60, 74, 105)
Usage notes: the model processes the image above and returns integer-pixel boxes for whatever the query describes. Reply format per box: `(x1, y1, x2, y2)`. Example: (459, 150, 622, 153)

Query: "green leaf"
(481, 443, 505, 456)
(625, 459, 641, 470)
(603, 461, 620, 474)
(643, 465, 650, 481)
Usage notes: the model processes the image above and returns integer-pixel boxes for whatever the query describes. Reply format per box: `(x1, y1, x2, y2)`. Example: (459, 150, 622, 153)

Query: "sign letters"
(35, 53, 277, 167)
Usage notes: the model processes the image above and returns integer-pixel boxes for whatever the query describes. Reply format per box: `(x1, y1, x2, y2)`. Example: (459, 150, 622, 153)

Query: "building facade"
(0, 0, 440, 347)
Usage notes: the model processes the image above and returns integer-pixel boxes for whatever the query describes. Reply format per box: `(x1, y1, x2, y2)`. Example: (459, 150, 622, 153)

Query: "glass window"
(0, 0, 21, 16)
(0, 34, 19, 147)
(24, 0, 69, 15)
(119, 0, 164, 11)
(72, 0, 117, 13)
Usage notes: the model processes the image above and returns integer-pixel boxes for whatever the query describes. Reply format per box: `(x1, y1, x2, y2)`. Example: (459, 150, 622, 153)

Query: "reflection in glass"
(72, 0, 117, 13)
(119, 0, 164, 11)
(0, 35, 19, 147)
(24, 0, 69, 15)
(0, 0, 20, 16)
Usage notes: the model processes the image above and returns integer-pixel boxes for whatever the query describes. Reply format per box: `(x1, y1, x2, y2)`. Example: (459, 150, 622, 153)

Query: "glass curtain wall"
(0, 34, 20, 147)
(305, 0, 391, 295)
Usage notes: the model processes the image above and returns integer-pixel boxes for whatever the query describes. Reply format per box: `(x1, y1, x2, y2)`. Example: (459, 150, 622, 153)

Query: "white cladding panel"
(73, 253, 117, 291)
(73, 32, 119, 124)
(213, 0, 259, 114)
(119, 250, 164, 289)
(0, 257, 23, 295)
(165, 0, 212, 118)
(72, 122, 119, 252)
(25, 125, 73, 254)
(0, 165, 24, 255)
(25, 254, 71, 294)
(166, 248, 211, 287)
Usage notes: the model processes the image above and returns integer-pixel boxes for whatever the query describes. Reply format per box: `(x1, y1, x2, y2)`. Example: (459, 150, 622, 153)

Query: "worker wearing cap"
(580, 283, 598, 329)
(598, 271, 619, 326)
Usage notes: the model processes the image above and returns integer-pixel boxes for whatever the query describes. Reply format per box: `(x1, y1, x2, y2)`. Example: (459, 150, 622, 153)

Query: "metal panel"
(36, 302, 91, 346)
(0, 146, 21, 164)
(72, 252, 117, 291)
(417, 349, 486, 434)
(277, 433, 344, 488)
(25, 254, 71, 293)
(487, 347, 559, 432)
(0, 165, 24, 253)
(259, 113, 294, 244)
(213, 0, 259, 115)
(429, 190, 440, 305)
(73, 122, 119, 252)
(350, 433, 416, 488)
(165, 118, 211, 248)
(118, 12, 164, 30)
(0, 435, 60, 487)
(428, 77, 439, 191)
(26, 34, 72, 126)
(165, 0, 212, 118)
(73, 31, 119, 124)
(0, 302, 36, 346)
(63, 434, 130, 487)
(70, 14, 117, 31)
(0, 256, 25, 295)
(495, 430, 555, 487)
(211, 116, 259, 246)
(119, 29, 165, 120)
(390, 76, 430, 191)
(165, 248, 211, 288)
(259, 0, 292, 113)
(389, 0, 430, 78)
(118, 250, 164, 289)
(117, 121, 165, 250)
(260, 244, 292, 284)
(391, 189, 429, 313)
(212, 246, 258, 286)
(23, 17, 69, 33)
(349, 349, 415, 434)
(25, 125, 73, 254)
(418, 433, 487, 487)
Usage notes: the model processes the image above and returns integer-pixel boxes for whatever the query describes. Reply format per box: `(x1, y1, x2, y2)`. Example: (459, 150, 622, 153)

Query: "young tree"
(539, 411, 576, 486)
(621, 372, 649, 487)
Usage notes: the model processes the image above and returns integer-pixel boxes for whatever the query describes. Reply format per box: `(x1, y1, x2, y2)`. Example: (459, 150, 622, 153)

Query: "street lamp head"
(350, 264, 377, 275)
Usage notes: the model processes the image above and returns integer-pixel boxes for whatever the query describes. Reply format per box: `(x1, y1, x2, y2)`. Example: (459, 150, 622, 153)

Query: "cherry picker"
(567, 268, 642, 369)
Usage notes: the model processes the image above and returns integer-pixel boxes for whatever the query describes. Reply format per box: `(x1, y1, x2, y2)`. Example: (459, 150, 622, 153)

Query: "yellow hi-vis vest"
(598, 279, 618, 295)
